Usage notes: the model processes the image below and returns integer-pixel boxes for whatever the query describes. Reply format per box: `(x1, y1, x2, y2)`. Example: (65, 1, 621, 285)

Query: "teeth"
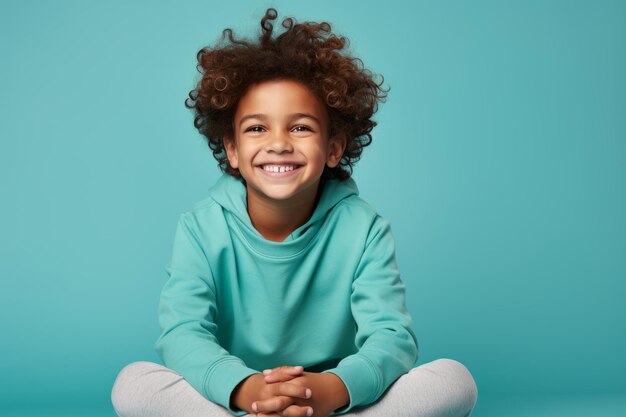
(262, 165, 296, 173)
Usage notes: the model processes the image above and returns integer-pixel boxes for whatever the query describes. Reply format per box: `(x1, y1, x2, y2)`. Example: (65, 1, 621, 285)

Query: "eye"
(292, 125, 313, 132)
(245, 125, 265, 133)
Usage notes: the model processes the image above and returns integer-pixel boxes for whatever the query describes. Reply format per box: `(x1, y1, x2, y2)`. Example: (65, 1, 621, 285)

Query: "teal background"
(1, 0, 624, 416)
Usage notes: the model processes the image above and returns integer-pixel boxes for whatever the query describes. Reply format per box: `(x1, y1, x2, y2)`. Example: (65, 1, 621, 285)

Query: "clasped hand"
(250, 365, 343, 417)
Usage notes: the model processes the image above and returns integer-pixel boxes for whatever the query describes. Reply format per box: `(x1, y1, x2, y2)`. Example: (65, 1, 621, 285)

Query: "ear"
(326, 133, 347, 168)
(223, 135, 239, 169)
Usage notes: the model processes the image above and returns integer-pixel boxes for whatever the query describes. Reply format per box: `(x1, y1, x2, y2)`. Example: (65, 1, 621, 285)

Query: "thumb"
(262, 365, 305, 383)
(263, 365, 304, 375)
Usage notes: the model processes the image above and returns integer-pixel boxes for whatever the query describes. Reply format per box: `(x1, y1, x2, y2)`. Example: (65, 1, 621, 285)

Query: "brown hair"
(185, 8, 388, 180)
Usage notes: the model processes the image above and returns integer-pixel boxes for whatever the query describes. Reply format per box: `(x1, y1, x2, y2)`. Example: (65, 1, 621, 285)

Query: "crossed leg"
(111, 358, 477, 417)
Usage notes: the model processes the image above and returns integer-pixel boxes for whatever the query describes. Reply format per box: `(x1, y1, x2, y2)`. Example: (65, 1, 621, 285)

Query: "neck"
(246, 185, 321, 242)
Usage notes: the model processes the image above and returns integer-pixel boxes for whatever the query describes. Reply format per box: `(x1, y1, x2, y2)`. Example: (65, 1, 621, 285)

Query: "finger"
(265, 370, 299, 383)
(281, 404, 314, 417)
(256, 406, 313, 417)
(264, 369, 306, 383)
(270, 382, 311, 399)
(252, 395, 293, 414)
(263, 365, 304, 376)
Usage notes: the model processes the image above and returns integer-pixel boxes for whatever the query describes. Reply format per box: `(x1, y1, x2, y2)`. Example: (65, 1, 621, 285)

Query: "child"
(111, 8, 477, 417)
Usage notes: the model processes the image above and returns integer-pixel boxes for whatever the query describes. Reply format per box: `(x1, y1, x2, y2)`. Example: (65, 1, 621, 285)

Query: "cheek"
(303, 143, 328, 161)
(237, 146, 263, 170)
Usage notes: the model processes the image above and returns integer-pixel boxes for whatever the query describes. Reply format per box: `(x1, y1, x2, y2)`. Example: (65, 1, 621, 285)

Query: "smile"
(256, 163, 302, 179)
(260, 164, 300, 173)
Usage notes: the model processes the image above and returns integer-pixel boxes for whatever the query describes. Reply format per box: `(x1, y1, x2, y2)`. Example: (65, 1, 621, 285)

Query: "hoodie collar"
(209, 174, 358, 257)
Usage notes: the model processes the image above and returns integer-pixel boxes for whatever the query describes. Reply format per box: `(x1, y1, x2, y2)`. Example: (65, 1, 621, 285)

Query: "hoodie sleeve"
(322, 216, 419, 414)
(154, 213, 259, 416)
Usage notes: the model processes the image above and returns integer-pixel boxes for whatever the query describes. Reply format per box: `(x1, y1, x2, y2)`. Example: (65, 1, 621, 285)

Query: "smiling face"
(224, 79, 345, 209)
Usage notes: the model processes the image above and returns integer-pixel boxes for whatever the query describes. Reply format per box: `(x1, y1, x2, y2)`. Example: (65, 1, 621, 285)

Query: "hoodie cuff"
(322, 356, 380, 415)
(204, 358, 260, 416)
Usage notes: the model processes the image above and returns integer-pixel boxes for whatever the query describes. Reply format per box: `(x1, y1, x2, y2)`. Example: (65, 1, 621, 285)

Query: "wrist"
(323, 372, 350, 411)
(231, 373, 263, 413)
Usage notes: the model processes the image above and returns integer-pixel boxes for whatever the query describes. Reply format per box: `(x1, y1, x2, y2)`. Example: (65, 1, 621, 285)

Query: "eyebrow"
(238, 113, 322, 127)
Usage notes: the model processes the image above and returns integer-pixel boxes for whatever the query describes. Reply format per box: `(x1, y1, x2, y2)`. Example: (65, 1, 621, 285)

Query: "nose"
(265, 130, 293, 154)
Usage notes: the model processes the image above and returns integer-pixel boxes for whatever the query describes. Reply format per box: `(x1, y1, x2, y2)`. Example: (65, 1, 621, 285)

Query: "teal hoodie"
(155, 174, 418, 416)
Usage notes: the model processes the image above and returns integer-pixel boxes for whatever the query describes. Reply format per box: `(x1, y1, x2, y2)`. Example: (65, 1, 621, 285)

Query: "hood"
(208, 173, 359, 242)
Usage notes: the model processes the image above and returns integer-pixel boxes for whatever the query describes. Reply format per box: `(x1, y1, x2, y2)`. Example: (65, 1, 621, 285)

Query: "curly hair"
(185, 8, 389, 180)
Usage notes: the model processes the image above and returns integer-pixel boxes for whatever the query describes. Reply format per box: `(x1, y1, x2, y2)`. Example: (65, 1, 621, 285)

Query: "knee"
(430, 358, 478, 414)
(111, 361, 163, 417)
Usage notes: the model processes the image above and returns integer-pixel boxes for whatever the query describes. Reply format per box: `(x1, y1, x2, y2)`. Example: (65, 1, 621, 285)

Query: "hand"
(262, 365, 306, 383)
(263, 365, 304, 382)
(254, 370, 349, 417)
(254, 365, 313, 417)
(231, 366, 312, 416)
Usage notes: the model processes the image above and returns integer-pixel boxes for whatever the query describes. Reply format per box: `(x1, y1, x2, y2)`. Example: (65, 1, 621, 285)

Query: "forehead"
(234, 79, 328, 122)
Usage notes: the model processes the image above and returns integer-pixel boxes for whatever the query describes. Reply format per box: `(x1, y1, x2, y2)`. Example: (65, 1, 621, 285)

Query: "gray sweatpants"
(111, 359, 477, 417)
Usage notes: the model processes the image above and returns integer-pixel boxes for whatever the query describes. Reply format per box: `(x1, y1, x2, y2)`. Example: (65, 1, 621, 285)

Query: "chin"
(260, 189, 300, 201)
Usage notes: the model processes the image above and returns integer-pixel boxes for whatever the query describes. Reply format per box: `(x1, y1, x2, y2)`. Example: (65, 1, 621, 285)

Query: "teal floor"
(475, 393, 626, 417)
(2, 409, 115, 417)
(3, 394, 626, 416)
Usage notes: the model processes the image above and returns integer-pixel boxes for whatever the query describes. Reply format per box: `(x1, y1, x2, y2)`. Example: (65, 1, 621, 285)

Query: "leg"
(339, 358, 478, 417)
(111, 359, 476, 417)
(111, 361, 251, 417)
